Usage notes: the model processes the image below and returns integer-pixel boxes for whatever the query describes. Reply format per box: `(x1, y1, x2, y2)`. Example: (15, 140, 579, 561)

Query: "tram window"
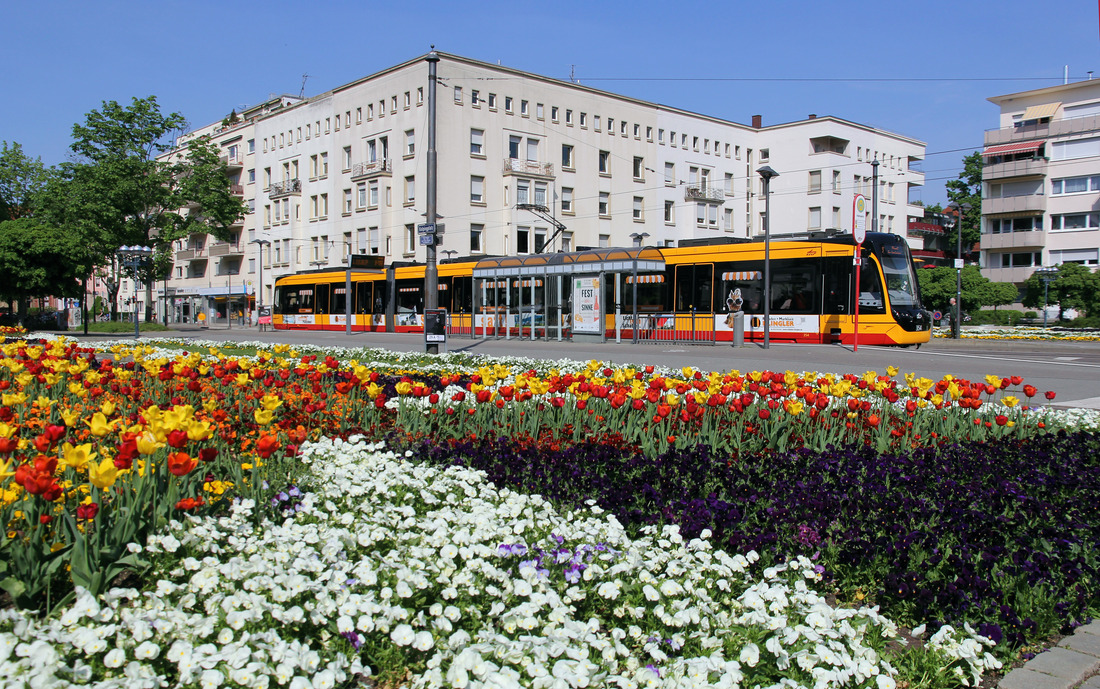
(280, 286, 313, 315)
(674, 264, 713, 312)
(858, 254, 886, 314)
(332, 284, 351, 316)
(719, 269, 764, 314)
(622, 276, 667, 312)
(314, 283, 331, 314)
(396, 282, 423, 314)
(452, 277, 472, 313)
(511, 279, 544, 310)
(355, 282, 373, 314)
(770, 259, 818, 314)
(822, 257, 851, 314)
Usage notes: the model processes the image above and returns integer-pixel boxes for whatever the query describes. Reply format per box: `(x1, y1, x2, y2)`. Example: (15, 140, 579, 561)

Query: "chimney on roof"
(808, 114, 816, 119)
(752, 114, 762, 128)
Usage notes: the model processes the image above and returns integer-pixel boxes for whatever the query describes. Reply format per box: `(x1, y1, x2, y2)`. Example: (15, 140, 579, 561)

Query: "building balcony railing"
(208, 242, 245, 257)
(684, 186, 726, 203)
(175, 248, 206, 261)
(984, 114, 1100, 146)
(222, 154, 244, 169)
(350, 159, 392, 180)
(982, 195, 1046, 215)
(502, 158, 555, 178)
(983, 157, 1048, 181)
(981, 230, 1046, 250)
(907, 221, 945, 235)
(229, 184, 244, 196)
(268, 178, 302, 198)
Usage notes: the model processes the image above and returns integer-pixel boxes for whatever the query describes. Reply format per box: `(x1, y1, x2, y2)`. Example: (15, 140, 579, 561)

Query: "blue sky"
(4, 0, 1098, 205)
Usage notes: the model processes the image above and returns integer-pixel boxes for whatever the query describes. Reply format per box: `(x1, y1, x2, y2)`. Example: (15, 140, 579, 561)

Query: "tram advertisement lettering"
(737, 315, 820, 333)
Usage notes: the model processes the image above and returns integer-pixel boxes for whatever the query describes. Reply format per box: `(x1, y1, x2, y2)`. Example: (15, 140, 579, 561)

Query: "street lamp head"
(249, 239, 271, 247)
(756, 165, 779, 182)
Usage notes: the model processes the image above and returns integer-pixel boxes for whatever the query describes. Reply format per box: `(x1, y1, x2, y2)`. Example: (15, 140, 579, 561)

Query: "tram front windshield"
(877, 248, 920, 308)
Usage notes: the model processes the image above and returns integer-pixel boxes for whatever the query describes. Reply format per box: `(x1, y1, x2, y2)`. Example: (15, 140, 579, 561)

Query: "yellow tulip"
(0, 422, 14, 439)
(16, 373, 33, 388)
(665, 393, 680, 407)
(1002, 396, 1020, 408)
(85, 413, 112, 437)
(34, 396, 56, 410)
(4, 392, 29, 406)
(60, 442, 97, 471)
(261, 394, 283, 411)
(0, 456, 14, 480)
(395, 381, 413, 396)
(984, 375, 1003, 388)
(254, 408, 275, 425)
(88, 457, 120, 490)
(186, 420, 213, 441)
(136, 433, 162, 455)
(235, 373, 250, 386)
(203, 397, 218, 413)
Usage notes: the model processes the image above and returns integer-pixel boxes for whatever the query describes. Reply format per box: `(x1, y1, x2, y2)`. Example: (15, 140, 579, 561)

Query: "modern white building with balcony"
(159, 52, 926, 318)
(981, 79, 1100, 286)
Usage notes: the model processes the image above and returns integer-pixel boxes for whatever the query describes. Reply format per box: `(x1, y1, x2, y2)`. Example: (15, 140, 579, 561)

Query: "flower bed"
(0, 337, 1097, 688)
(934, 325, 1100, 341)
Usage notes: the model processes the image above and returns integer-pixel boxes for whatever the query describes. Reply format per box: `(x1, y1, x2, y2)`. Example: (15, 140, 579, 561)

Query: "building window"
(809, 207, 822, 229)
(760, 149, 770, 162)
(598, 192, 609, 216)
(561, 232, 573, 252)
(534, 182, 547, 206)
(724, 173, 734, 195)
(404, 176, 415, 205)
(1051, 175, 1100, 194)
(808, 170, 822, 194)
(405, 130, 415, 157)
(505, 96, 513, 113)
(470, 129, 484, 156)
(561, 187, 573, 214)
(343, 146, 352, 171)
(562, 144, 574, 169)
(633, 196, 644, 220)
(521, 100, 529, 116)
(833, 207, 841, 228)
(247, 168, 256, 184)
(343, 189, 352, 215)
(526, 138, 539, 162)
(453, 86, 462, 103)
(335, 115, 341, 131)
(405, 224, 416, 254)
(470, 224, 484, 253)
(633, 157, 644, 180)
(488, 93, 497, 109)
(471, 90, 480, 106)
(565, 109, 573, 125)
(508, 135, 521, 160)
(247, 139, 255, 154)
(356, 107, 362, 124)
(369, 181, 379, 208)
(536, 103, 544, 119)
(579, 112, 587, 128)
(470, 176, 484, 203)
(516, 179, 530, 205)
(390, 97, 397, 114)
(664, 162, 675, 185)
(599, 150, 610, 175)
(320, 194, 328, 218)
(369, 227, 380, 254)
(1050, 213, 1100, 231)
(658, 129, 665, 144)
(551, 106, 559, 121)
(833, 170, 842, 193)
(664, 200, 675, 223)
(517, 227, 530, 253)
(599, 234, 610, 248)
(320, 152, 328, 178)
(417, 88, 424, 105)
(357, 184, 366, 210)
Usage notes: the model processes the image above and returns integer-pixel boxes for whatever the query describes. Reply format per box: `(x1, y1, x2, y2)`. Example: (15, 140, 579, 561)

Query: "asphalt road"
(63, 325, 1100, 409)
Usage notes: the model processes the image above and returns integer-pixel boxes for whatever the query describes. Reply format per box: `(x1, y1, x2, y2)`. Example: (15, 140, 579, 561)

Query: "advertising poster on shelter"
(573, 276, 601, 333)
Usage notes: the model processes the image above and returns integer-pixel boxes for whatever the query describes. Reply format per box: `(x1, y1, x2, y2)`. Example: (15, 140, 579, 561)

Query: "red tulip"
(1045, 391, 1057, 401)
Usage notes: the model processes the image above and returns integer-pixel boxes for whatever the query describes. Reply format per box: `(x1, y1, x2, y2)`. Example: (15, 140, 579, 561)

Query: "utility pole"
(425, 49, 440, 354)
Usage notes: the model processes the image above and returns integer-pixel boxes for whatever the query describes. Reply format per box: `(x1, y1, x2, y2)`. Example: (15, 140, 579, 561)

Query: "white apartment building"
(160, 52, 925, 322)
(982, 79, 1100, 286)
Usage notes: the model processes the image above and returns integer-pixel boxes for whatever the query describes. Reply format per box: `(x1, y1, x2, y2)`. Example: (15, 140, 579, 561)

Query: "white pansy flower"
(103, 647, 126, 668)
(390, 624, 415, 646)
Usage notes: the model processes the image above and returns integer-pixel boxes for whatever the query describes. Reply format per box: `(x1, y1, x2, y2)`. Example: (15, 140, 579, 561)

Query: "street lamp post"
(629, 232, 650, 247)
(757, 166, 779, 350)
(249, 239, 270, 327)
(118, 246, 152, 339)
(1035, 266, 1059, 328)
(947, 201, 972, 339)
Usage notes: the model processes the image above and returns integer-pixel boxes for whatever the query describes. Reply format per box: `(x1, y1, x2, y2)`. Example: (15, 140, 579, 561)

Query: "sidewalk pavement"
(1000, 621, 1100, 689)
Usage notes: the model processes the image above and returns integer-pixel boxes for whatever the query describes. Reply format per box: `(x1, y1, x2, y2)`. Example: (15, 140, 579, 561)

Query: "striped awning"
(1021, 102, 1060, 120)
(722, 271, 762, 281)
(399, 287, 419, 293)
(625, 274, 665, 284)
(512, 279, 543, 287)
(982, 141, 1044, 157)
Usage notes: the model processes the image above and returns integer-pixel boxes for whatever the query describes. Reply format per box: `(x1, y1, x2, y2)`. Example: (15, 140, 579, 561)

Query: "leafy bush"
(1067, 315, 1100, 329)
(1023, 311, 1038, 320)
(968, 310, 1022, 326)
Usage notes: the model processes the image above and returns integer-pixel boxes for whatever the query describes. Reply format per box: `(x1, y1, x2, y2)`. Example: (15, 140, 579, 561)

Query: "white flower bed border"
(1, 437, 999, 689)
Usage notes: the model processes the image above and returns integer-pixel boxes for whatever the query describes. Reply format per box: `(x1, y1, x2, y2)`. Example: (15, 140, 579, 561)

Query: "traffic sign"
(853, 194, 867, 244)
(419, 234, 435, 246)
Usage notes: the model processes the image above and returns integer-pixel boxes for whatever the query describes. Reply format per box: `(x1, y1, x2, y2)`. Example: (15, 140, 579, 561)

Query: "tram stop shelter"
(470, 247, 665, 343)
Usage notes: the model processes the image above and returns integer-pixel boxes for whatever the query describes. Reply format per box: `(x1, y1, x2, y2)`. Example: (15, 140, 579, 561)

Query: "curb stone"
(998, 622, 1100, 689)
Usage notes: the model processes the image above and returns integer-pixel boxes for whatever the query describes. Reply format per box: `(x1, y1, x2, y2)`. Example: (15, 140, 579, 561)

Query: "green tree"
(944, 151, 982, 259)
(976, 281, 1019, 310)
(66, 96, 246, 321)
(1021, 262, 1100, 320)
(0, 218, 87, 317)
(915, 265, 988, 314)
(0, 141, 48, 221)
